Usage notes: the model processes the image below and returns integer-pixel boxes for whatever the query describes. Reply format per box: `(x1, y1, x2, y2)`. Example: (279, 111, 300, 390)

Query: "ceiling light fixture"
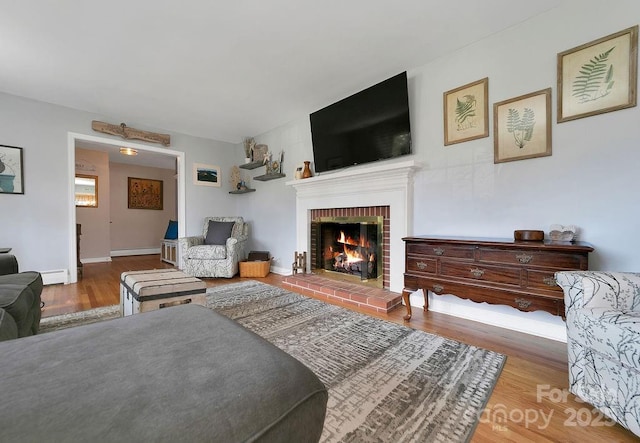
(120, 147, 138, 156)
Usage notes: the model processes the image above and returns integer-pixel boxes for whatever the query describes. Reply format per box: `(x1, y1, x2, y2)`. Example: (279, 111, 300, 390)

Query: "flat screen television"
(309, 72, 411, 174)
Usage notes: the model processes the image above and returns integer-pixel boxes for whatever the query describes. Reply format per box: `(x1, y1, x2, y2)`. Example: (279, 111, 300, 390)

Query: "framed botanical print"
(557, 25, 638, 123)
(443, 77, 489, 145)
(494, 88, 552, 163)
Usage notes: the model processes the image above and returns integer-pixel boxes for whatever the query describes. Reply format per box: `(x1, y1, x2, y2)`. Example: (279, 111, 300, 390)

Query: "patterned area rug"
(208, 281, 506, 442)
(40, 281, 506, 442)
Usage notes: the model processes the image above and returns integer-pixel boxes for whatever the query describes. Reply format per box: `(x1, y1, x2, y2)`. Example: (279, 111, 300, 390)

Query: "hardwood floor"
(41, 255, 637, 442)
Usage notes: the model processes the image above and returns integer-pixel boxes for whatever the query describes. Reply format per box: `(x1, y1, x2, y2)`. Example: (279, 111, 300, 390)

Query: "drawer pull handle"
(514, 297, 532, 309)
(433, 247, 444, 256)
(432, 284, 444, 294)
(416, 261, 428, 270)
(516, 253, 533, 264)
(470, 268, 485, 278)
(543, 276, 556, 286)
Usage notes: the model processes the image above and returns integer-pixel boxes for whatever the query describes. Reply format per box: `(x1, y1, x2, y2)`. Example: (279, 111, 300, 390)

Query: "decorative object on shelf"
(91, 120, 170, 146)
(193, 163, 221, 187)
(229, 165, 242, 189)
(253, 144, 268, 163)
(128, 177, 163, 210)
(513, 230, 544, 241)
(549, 224, 577, 241)
(494, 88, 552, 164)
(302, 161, 313, 178)
(557, 25, 638, 123)
(294, 165, 304, 179)
(443, 77, 489, 146)
(242, 137, 255, 163)
(0, 144, 24, 194)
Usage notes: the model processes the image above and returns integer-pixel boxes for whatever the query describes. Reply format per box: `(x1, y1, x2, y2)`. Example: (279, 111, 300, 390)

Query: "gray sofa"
(0, 304, 328, 442)
(0, 254, 42, 341)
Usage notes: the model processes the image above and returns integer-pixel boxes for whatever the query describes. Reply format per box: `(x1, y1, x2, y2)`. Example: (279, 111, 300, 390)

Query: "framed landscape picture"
(494, 88, 552, 164)
(193, 163, 221, 187)
(443, 77, 489, 145)
(557, 25, 638, 123)
(128, 177, 163, 210)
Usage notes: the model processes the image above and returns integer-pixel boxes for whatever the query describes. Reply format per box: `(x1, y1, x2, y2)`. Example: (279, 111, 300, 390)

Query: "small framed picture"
(557, 25, 638, 123)
(193, 163, 221, 187)
(443, 77, 489, 145)
(494, 88, 552, 164)
(0, 145, 24, 194)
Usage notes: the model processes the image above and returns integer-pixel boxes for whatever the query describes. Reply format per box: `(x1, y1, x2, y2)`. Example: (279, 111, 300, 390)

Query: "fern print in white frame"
(558, 25, 638, 123)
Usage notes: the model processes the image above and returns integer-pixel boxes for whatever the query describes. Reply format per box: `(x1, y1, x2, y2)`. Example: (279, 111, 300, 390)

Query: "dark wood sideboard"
(401, 236, 594, 321)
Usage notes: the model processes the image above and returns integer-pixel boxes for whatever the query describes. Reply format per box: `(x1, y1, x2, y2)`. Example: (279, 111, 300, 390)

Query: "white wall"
(242, 0, 640, 340)
(0, 92, 239, 276)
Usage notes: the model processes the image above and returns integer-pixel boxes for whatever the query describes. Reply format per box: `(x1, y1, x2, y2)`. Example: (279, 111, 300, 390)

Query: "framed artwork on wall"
(557, 25, 638, 123)
(443, 77, 489, 145)
(0, 144, 24, 194)
(193, 163, 221, 187)
(494, 88, 552, 164)
(128, 177, 163, 210)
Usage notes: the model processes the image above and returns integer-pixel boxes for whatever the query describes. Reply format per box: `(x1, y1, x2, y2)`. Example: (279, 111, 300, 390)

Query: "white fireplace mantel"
(286, 159, 420, 293)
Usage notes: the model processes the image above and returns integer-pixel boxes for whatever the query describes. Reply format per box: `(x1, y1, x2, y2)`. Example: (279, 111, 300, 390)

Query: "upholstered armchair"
(178, 217, 248, 278)
(555, 271, 640, 437)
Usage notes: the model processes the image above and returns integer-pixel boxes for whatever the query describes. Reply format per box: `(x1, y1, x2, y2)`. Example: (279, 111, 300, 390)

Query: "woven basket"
(239, 260, 271, 278)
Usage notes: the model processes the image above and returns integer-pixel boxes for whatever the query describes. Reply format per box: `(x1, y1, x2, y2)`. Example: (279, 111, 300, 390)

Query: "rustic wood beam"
(91, 121, 171, 147)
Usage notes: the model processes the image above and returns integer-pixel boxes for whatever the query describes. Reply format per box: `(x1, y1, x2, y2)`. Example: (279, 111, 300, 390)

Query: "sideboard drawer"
(406, 256, 437, 275)
(406, 243, 475, 260)
(527, 270, 562, 291)
(478, 248, 586, 269)
(440, 261, 522, 287)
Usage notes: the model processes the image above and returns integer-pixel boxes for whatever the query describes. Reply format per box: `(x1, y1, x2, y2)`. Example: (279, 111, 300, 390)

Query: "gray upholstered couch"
(0, 254, 42, 341)
(556, 271, 640, 437)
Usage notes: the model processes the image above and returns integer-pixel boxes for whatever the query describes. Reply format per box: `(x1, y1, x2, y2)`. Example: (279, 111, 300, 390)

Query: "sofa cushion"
(204, 220, 235, 245)
(0, 271, 43, 300)
(185, 244, 227, 260)
(568, 308, 640, 371)
(0, 308, 18, 341)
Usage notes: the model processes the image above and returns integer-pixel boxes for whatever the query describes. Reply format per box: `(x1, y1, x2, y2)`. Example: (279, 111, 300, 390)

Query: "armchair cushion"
(204, 221, 235, 245)
(184, 244, 227, 260)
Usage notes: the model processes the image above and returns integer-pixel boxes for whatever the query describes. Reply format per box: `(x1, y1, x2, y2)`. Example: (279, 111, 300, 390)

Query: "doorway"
(67, 132, 186, 283)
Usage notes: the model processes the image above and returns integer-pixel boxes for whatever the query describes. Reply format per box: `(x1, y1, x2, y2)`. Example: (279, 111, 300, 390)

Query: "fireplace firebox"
(312, 216, 383, 287)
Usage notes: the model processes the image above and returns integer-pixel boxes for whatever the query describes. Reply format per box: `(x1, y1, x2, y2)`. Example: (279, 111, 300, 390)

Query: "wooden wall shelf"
(254, 173, 286, 181)
(229, 188, 256, 194)
(239, 161, 263, 170)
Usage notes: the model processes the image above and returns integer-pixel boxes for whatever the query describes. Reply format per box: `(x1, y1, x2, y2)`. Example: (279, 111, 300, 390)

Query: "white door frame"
(67, 132, 186, 283)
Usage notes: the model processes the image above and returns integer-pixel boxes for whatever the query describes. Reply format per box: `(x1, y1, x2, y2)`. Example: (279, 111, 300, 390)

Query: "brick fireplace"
(284, 160, 419, 311)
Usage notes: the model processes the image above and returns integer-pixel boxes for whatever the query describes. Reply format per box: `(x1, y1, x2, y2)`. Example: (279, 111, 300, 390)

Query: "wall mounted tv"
(310, 71, 411, 174)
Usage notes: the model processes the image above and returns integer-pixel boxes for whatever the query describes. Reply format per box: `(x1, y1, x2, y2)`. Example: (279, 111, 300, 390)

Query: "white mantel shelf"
(286, 159, 421, 293)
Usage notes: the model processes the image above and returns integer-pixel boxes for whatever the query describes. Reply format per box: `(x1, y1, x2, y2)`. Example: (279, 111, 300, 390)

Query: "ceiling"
(1, 1, 563, 144)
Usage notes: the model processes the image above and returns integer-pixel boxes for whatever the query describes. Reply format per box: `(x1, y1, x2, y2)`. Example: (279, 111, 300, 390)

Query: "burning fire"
(333, 231, 374, 266)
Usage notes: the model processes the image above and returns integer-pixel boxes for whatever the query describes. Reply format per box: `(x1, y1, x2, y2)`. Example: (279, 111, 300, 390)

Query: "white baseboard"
(270, 265, 293, 276)
(81, 257, 112, 264)
(41, 269, 69, 285)
(110, 248, 161, 257)
(409, 290, 567, 343)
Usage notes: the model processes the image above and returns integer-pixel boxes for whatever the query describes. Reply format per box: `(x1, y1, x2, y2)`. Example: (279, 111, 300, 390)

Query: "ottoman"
(120, 269, 207, 316)
(0, 304, 328, 442)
